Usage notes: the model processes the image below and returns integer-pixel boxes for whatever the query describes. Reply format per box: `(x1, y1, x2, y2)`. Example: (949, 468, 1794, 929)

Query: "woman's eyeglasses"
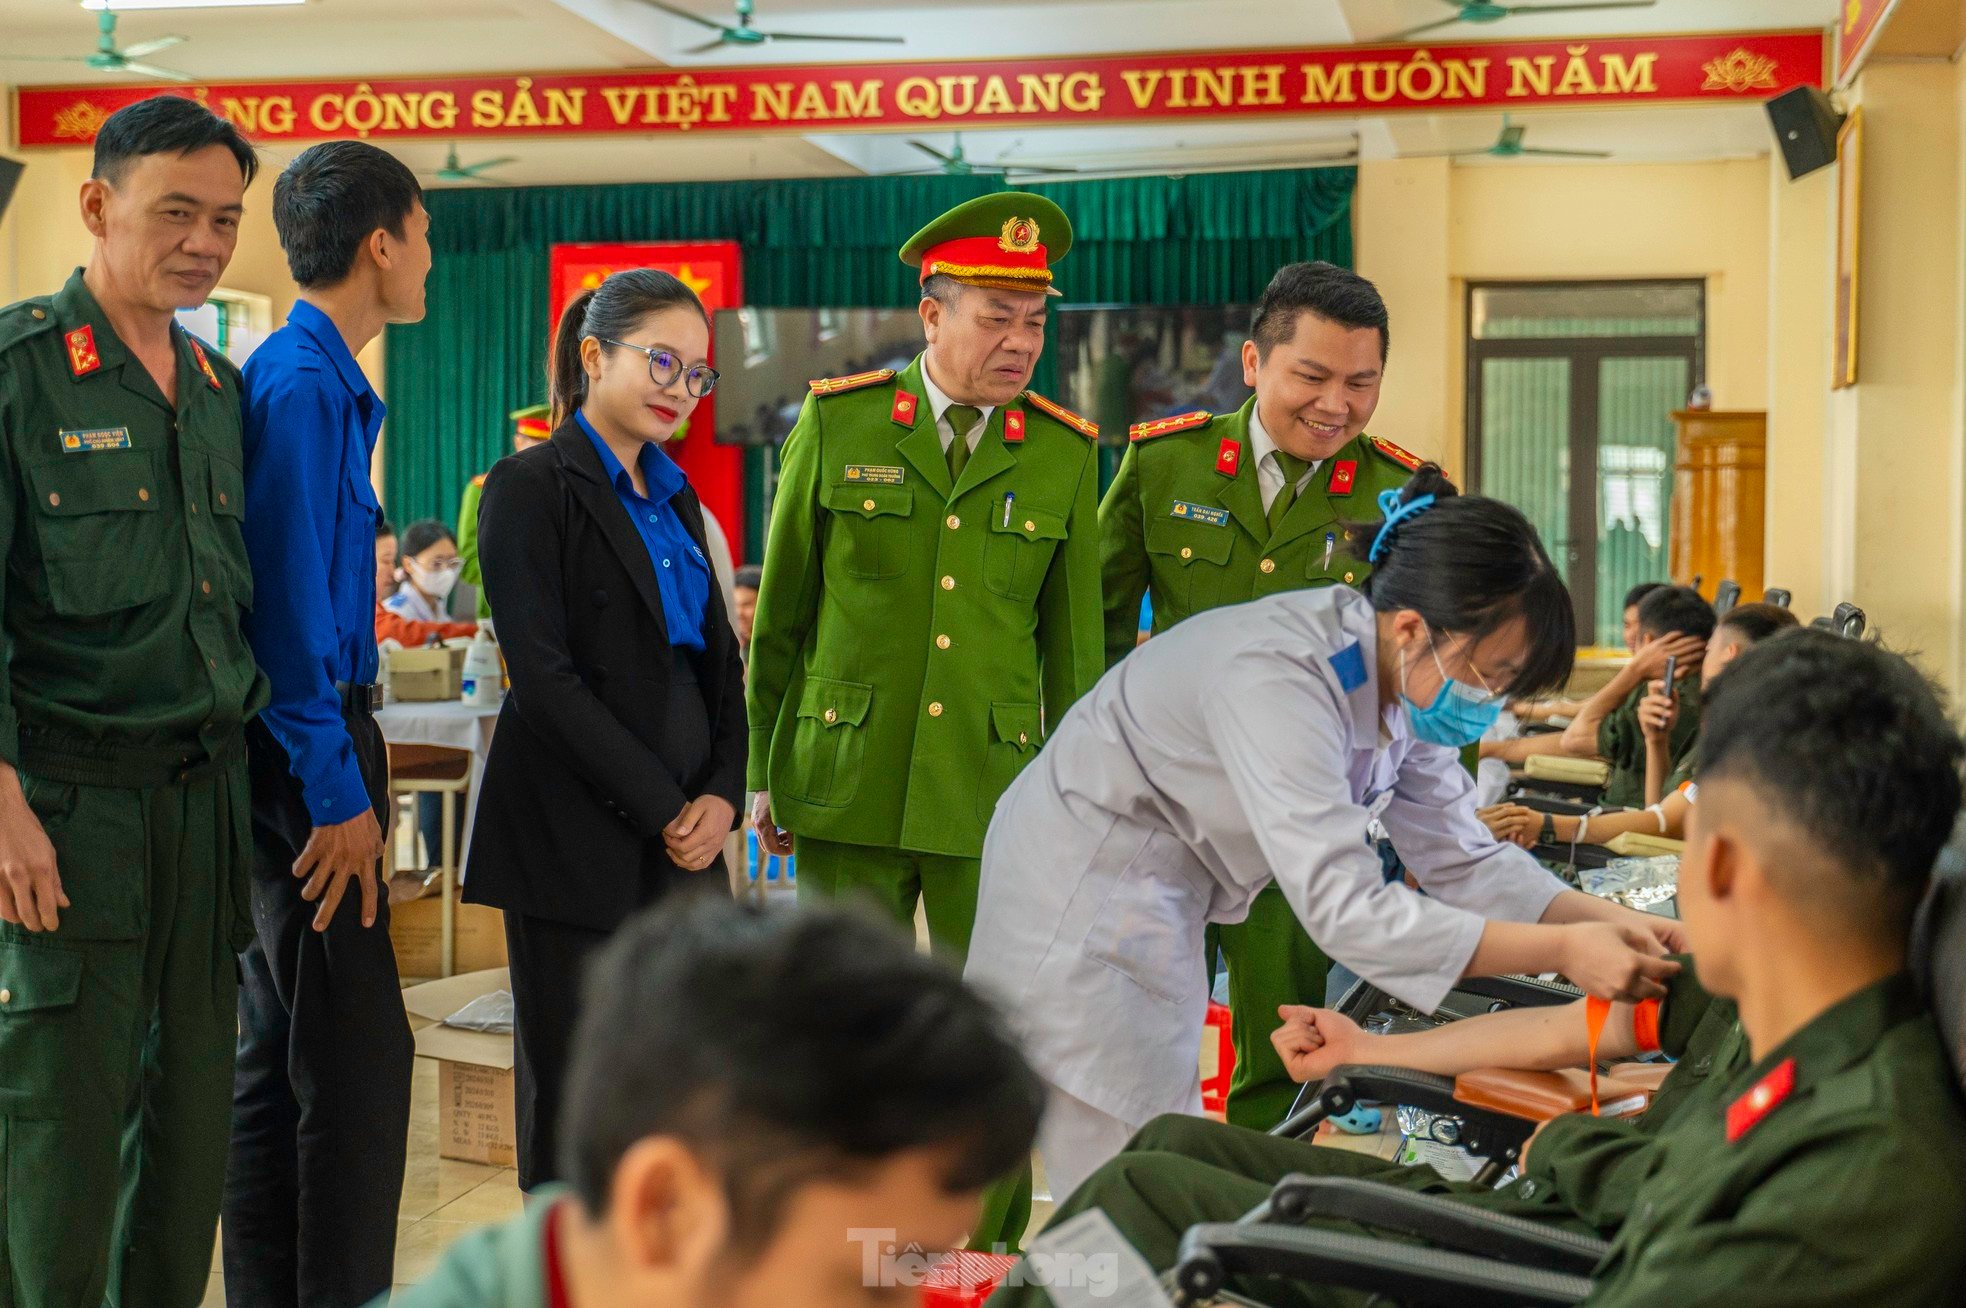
(598, 339, 720, 397)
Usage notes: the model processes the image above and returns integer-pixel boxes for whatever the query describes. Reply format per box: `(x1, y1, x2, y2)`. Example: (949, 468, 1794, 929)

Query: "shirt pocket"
(1145, 516, 1234, 618)
(24, 451, 172, 616)
(984, 503, 1066, 603)
(204, 450, 255, 611)
(977, 701, 1042, 825)
(824, 484, 914, 581)
(779, 676, 874, 808)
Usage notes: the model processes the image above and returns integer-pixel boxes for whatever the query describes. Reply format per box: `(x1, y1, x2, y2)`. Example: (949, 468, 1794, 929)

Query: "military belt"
(15, 726, 244, 790)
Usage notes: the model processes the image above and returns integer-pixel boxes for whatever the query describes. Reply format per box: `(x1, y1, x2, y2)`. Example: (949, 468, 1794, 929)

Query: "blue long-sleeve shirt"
(240, 301, 384, 825)
(575, 411, 710, 650)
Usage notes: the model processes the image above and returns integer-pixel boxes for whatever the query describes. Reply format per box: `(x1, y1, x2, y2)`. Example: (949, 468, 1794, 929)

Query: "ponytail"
(548, 270, 712, 430)
(1342, 462, 1576, 699)
(550, 289, 599, 430)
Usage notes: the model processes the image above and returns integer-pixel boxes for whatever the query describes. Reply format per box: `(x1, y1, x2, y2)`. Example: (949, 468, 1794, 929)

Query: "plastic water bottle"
(461, 621, 504, 707)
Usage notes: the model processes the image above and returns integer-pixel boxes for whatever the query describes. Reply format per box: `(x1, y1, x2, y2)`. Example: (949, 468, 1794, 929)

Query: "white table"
(376, 699, 500, 976)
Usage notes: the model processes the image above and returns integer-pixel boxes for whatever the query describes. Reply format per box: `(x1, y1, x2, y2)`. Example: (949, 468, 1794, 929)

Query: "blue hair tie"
(1368, 488, 1436, 563)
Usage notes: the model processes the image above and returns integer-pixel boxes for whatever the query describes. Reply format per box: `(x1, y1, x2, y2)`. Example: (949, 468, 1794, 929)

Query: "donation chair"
(1171, 850, 1966, 1308)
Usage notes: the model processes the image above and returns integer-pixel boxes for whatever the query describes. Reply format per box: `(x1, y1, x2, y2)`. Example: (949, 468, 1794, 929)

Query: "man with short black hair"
(1561, 583, 1714, 807)
(224, 136, 429, 1308)
(388, 897, 1045, 1307)
(1098, 260, 1423, 1132)
(0, 93, 264, 1307)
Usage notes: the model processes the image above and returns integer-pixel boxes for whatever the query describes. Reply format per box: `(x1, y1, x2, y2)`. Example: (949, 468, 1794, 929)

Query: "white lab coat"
(964, 585, 1568, 1132)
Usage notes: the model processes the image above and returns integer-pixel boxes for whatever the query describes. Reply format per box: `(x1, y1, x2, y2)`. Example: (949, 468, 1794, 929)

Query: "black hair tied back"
(1343, 463, 1577, 699)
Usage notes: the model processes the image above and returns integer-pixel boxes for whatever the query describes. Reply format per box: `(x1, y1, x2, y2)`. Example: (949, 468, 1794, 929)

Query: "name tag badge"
(843, 464, 905, 485)
(59, 427, 132, 454)
(1169, 500, 1230, 527)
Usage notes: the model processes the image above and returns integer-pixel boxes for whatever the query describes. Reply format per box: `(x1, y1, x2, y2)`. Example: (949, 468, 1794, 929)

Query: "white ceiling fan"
(0, 10, 194, 84)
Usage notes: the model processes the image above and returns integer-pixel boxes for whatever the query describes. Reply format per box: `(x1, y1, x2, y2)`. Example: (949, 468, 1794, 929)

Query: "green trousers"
(792, 836, 1030, 1253)
(989, 1114, 1592, 1308)
(0, 757, 252, 1308)
(1214, 884, 1333, 1131)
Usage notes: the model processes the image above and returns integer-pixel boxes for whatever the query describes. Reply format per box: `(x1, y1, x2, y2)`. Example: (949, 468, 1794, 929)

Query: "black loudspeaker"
(0, 157, 22, 225)
(1767, 86, 1845, 180)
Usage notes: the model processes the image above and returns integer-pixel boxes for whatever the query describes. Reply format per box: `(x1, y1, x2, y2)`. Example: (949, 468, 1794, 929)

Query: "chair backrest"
(1832, 601, 1867, 638)
(1763, 588, 1792, 609)
(1912, 817, 1966, 1094)
(1713, 580, 1741, 616)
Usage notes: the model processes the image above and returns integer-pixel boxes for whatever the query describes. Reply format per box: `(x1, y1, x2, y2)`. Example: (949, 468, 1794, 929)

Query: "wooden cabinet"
(1668, 410, 1766, 601)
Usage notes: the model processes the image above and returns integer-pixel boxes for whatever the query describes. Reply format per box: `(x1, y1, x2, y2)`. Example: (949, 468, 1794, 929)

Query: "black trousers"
(222, 712, 415, 1308)
(506, 649, 728, 1191)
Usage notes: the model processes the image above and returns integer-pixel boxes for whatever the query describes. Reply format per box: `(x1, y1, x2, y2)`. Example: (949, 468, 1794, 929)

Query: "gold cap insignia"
(999, 217, 1041, 254)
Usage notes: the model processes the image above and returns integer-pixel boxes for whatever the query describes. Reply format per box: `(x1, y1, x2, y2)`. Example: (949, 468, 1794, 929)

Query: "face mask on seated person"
(1400, 635, 1502, 749)
(409, 559, 460, 601)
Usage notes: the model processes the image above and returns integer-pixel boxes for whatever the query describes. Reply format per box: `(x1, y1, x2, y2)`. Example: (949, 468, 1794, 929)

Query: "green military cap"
(509, 403, 550, 440)
(899, 191, 1074, 297)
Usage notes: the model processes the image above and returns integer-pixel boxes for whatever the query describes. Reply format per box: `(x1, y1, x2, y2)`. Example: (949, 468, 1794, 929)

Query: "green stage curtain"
(382, 167, 1354, 527)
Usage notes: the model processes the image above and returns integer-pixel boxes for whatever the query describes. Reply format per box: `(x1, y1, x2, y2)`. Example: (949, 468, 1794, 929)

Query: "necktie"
(1267, 450, 1309, 534)
(945, 404, 983, 482)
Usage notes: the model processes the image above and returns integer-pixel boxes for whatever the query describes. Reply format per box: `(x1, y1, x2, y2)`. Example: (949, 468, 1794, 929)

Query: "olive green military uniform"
(747, 352, 1102, 950)
(1598, 677, 1701, 810)
(459, 404, 551, 622)
(0, 272, 265, 1307)
(992, 960, 1747, 1307)
(1100, 395, 1419, 1130)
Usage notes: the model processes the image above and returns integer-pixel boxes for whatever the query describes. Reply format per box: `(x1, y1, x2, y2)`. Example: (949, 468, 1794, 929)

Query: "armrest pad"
(1261, 1175, 1611, 1276)
(1454, 1067, 1652, 1122)
(1172, 1222, 1594, 1308)
(1604, 1061, 1673, 1091)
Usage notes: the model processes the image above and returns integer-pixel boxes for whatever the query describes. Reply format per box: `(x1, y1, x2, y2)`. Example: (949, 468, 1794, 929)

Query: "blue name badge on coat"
(1329, 641, 1368, 693)
(59, 427, 132, 454)
(1169, 500, 1230, 527)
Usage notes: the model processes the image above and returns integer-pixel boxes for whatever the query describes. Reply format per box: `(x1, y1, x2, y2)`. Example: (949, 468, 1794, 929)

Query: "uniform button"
(928, 702, 943, 717)
(1018, 732, 1029, 745)
(0, 988, 11, 1004)
(1023, 519, 1036, 533)
(190, 502, 199, 514)
(47, 493, 60, 508)
(940, 575, 955, 591)
(29, 309, 45, 320)
(1520, 1180, 1537, 1197)
(1180, 547, 1193, 560)
(1260, 558, 1276, 574)
(822, 708, 838, 724)
(208, 657, 217, 670)
(219, 493, 229, 507)
(1343, 571, 1355, 583)
(946, 514, 960, 530)
(935, 634, 951, 650)
(201, 580, 213, 595)
(863, 498, 877, 511)
(137, 488, 149, 502)
(661, 558, 672, 569)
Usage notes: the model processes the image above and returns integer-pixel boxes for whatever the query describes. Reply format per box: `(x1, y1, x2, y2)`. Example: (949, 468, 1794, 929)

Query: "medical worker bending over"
(965, 465, 1682, 1196)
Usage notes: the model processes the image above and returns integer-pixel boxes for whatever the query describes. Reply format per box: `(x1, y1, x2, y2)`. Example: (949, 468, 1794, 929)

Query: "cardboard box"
(390, 891, 509, 981)
(405, 968, 516, 1168)
(389, 646, 466, 701)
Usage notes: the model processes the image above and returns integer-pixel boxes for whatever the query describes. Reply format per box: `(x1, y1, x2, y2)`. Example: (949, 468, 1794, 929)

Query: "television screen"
(711, 304, 1255, 447)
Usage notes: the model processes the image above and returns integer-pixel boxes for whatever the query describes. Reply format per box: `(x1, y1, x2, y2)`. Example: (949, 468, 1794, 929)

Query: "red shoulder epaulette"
(1128, 410, 1212, 443)
(1366, 435, 1423, 471)
(1023, 391, 1098, 440)
(808, 368, 896, 397)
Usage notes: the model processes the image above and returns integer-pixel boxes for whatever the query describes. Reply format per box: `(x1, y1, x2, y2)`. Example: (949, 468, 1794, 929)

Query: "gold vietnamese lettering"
(1239, 65, 1286, 106)
(1300, 62, 1358, 105)
(341, 83, 385, 136)
(1554, 46, 1599, 96)
(1508, 55, 1555, 97)
(504, 78, 544, 128)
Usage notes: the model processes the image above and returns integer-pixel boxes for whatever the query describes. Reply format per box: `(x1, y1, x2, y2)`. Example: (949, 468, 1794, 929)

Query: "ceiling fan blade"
(680, 37, 732, 54)
(1503, 2, 1658, 14)
(1519, 146, 1614, 158)
(0, 55, 92, 63)
(119, 37, 188, 61)
(909, 141, 958, 164)
(463, 158, 519, 174)
(757, 30, 906, 44)
(1497, 123, 1528, 150)
(1380, 15, 1469, 41)
(119, 62, 195, 84)
(1002, 163, 1080, 175)
(630, 0, 730, 33)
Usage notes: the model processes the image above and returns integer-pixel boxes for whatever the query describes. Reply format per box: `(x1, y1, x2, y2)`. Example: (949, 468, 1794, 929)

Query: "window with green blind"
(1466, 281, 1703, 648)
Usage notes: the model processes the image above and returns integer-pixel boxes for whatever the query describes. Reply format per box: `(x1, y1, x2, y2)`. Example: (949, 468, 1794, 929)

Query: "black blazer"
(463, 418, 746, 930)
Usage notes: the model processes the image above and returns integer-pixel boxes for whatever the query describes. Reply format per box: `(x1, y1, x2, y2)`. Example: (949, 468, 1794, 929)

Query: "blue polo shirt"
(575, 411, 709, 650)
(240, 300, 383, 825)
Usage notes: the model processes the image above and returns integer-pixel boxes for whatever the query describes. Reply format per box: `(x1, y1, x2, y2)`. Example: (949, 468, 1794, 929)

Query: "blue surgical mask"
(1400, 637, 1503, 749)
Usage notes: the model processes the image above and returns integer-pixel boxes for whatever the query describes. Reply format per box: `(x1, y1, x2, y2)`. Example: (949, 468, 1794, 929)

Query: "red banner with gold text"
(548, 242, 745, 565)
(13, 31, 1825, 148)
